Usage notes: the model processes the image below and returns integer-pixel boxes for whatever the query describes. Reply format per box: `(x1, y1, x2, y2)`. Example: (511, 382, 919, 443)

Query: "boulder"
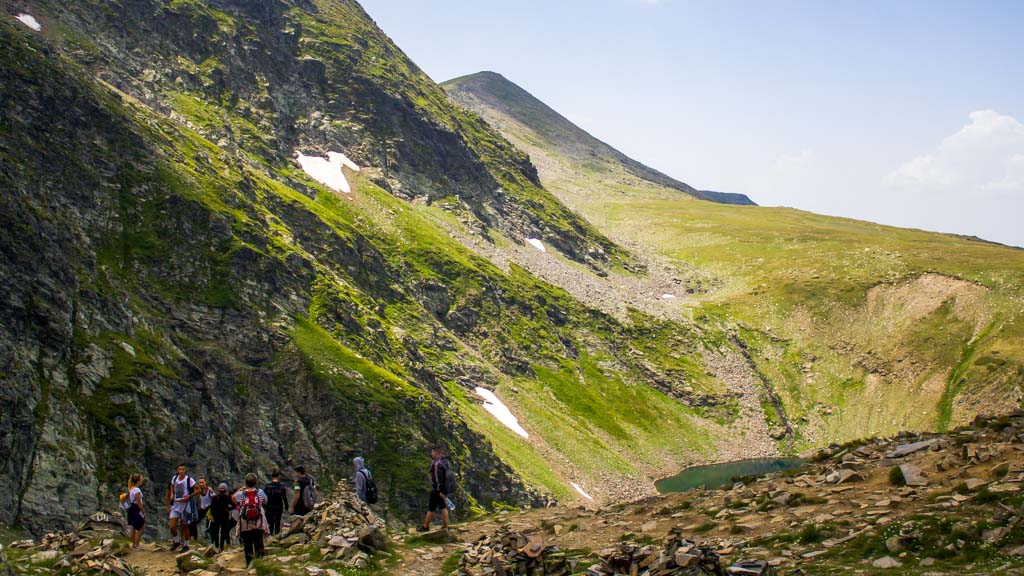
(872, 556, 902, 569)
(898, 464, 928, 487)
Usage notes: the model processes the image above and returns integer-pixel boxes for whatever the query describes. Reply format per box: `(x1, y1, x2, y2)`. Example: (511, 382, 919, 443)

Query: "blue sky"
(361, 0, 1024, 246)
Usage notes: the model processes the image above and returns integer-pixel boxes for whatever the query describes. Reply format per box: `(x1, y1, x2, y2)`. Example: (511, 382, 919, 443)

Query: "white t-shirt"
(129, 487, 143, 506)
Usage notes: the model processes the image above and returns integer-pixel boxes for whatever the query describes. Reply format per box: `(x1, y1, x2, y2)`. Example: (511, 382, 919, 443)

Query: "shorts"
(127, 504, 145, 530)
(427, 490, 446, 513)
(169, 502, 187, 519)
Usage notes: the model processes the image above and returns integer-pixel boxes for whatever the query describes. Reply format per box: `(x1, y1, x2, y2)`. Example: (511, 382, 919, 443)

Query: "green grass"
(472, 93, 1024, 445)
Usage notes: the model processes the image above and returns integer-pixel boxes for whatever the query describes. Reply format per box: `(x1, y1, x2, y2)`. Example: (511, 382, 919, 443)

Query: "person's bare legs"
(440, 508, 449, 529)
(422, 511, 434, 529)
(169, 517, 179, 546)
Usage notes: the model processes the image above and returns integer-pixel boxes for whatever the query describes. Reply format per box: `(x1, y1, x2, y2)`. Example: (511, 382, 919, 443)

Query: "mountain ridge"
(442, 71, 756, 206)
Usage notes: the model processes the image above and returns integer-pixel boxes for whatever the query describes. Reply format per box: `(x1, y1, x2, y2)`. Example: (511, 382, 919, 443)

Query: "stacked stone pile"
(586, 527, 724, 576)
(8, 512, 134, 575)
(279, 481, 387, 569)
(453, 524, 571, 576)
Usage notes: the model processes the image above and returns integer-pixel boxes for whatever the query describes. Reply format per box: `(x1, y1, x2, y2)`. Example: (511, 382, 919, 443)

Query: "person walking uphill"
(125, 474, 145, 550)
(263, 468, 288, 535)
(235, 473, 268, 566)
(165, 464, 197, 552)
(354, 457, 378, 504)
(418, 445, 455, 532)
(291, 465, 318, 517)
(208, 483, 235, 551)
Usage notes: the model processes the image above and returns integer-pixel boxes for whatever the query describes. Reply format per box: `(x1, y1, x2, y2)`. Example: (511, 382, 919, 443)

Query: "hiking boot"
(182, 544, 190, 553)
(416, 526, 429, 533)
(170, 541, 180, 551)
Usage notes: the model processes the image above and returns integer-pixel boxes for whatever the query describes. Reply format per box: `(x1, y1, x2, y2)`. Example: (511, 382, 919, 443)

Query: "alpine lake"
(655, 458, 805, 493)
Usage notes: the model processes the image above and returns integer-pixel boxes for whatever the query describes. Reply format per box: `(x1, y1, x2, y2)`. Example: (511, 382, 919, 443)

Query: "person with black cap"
(208, 483, 235, 551)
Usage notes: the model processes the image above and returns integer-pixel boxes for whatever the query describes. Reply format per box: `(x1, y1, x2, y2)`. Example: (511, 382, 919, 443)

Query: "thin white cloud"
(884, 110, 1024, 197)
(774, 148, 815, 172)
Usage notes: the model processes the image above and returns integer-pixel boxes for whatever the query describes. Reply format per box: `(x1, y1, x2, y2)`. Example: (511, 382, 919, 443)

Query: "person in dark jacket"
(208, 483, 235, 550)
(417, 445, 452, 532)
(263, 468, 288, 535)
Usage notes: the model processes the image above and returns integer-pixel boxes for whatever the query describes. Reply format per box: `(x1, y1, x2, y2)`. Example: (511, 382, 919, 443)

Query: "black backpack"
(359, 469, 379, 504)
(265, 482, 286, 507)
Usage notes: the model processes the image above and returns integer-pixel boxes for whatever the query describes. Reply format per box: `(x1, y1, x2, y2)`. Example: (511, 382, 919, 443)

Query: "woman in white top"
(126, 474, 145, 550)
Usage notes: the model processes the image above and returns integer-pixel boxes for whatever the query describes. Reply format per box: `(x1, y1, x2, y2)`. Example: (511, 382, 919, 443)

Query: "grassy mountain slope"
(443, 71, 755, 206)
(442, 71, 1024, 448)
(0, 0, 780, 534)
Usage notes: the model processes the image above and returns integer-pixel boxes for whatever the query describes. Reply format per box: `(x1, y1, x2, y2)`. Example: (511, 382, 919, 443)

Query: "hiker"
(189, 477, 214, 543)
(208, 483, 235, 551)
(165, 463, 197, 552)
(291, 465, 318, 516)
(125, 474, 145, 550)
(235, 473, 268, 566)
(418, 445, 455, 532)
(354, 457, 378, 504)
(263, 468, 289, 535)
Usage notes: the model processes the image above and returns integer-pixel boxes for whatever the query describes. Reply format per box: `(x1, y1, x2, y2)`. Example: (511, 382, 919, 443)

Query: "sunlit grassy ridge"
(444, 71, 1024, 447)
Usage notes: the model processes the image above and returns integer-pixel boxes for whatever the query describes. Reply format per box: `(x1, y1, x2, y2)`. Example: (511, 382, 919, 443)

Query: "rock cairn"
(454, 524, 571, 576)
(8, 512, 135, 575)
(586, 527, 724, 576)
(278, 481, 387, 569)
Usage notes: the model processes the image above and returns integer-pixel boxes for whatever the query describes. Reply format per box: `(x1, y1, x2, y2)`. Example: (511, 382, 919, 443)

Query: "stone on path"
(872, 556, 902, 569)
(885, 439, 937, 458)
(899, 463, 928, 486)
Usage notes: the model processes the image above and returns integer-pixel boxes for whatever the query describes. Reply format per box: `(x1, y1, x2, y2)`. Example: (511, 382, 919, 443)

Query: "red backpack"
(241, 490, 261, 521)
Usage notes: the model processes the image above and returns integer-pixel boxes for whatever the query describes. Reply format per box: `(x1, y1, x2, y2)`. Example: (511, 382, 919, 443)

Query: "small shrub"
(889, 466, 906, 486)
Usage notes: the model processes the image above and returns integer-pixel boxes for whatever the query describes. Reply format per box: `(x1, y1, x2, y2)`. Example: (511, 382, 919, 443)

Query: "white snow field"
(525, 238, 546, 253)
(295, 151, 361, 194)
(474, 387, 528, 438)
(15, 13, 41, 31)
(571, 482, 594, 500)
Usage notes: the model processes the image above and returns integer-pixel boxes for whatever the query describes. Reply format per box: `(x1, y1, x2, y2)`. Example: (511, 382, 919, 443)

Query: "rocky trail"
(8, 412, 1024, 575)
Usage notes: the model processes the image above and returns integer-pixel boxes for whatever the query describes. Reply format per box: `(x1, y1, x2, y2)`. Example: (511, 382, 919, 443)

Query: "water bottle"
(444, 496, 456, 512)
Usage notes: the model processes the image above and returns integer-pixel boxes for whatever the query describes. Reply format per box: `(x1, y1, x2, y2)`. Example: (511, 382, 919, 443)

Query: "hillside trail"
(124, 541, 246, 575)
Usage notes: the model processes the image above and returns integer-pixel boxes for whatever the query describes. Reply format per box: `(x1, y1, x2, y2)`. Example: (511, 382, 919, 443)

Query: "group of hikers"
(119, 445, 457, 566)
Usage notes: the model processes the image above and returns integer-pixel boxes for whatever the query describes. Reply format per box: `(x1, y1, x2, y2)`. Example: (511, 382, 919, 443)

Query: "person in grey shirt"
(354, 457, 372, 502)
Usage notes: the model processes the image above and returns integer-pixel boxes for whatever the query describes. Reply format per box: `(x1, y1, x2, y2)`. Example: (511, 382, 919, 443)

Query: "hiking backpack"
(359, 469, 379, 504)
(444, 463, 457, 495)
(302, 477, 319, 510)
(265, 482, 286, 506)
(241, 490, 261, 522)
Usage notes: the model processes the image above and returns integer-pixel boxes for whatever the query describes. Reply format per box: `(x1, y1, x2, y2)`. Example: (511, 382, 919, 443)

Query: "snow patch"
(525, 238, 546, 253)
(295, 151, 361, 194)
(474, 387, 528, 438)
(15, 13, 41, 31)
(571, 482, 594, 500)
(661, 293, 676, 299)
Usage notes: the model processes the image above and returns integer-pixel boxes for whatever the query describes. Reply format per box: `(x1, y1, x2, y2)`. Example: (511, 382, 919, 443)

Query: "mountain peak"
(443, 71, 756, 206)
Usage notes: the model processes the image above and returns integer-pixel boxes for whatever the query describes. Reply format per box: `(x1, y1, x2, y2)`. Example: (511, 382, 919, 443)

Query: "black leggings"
(266, 508, 283, 535)
(209, 519, 233, 550)
(240, 529, 264, 565)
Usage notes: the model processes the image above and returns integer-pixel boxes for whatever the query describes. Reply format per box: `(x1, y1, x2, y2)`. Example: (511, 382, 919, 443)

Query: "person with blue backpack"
(418, 445, 456, 532)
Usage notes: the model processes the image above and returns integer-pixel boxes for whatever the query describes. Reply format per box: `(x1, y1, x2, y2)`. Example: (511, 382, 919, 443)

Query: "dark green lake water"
(655, 458, 805, 493)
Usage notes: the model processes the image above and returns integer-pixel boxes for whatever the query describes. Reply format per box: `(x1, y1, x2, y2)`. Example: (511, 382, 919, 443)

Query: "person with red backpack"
(234, 473, 268, 566)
